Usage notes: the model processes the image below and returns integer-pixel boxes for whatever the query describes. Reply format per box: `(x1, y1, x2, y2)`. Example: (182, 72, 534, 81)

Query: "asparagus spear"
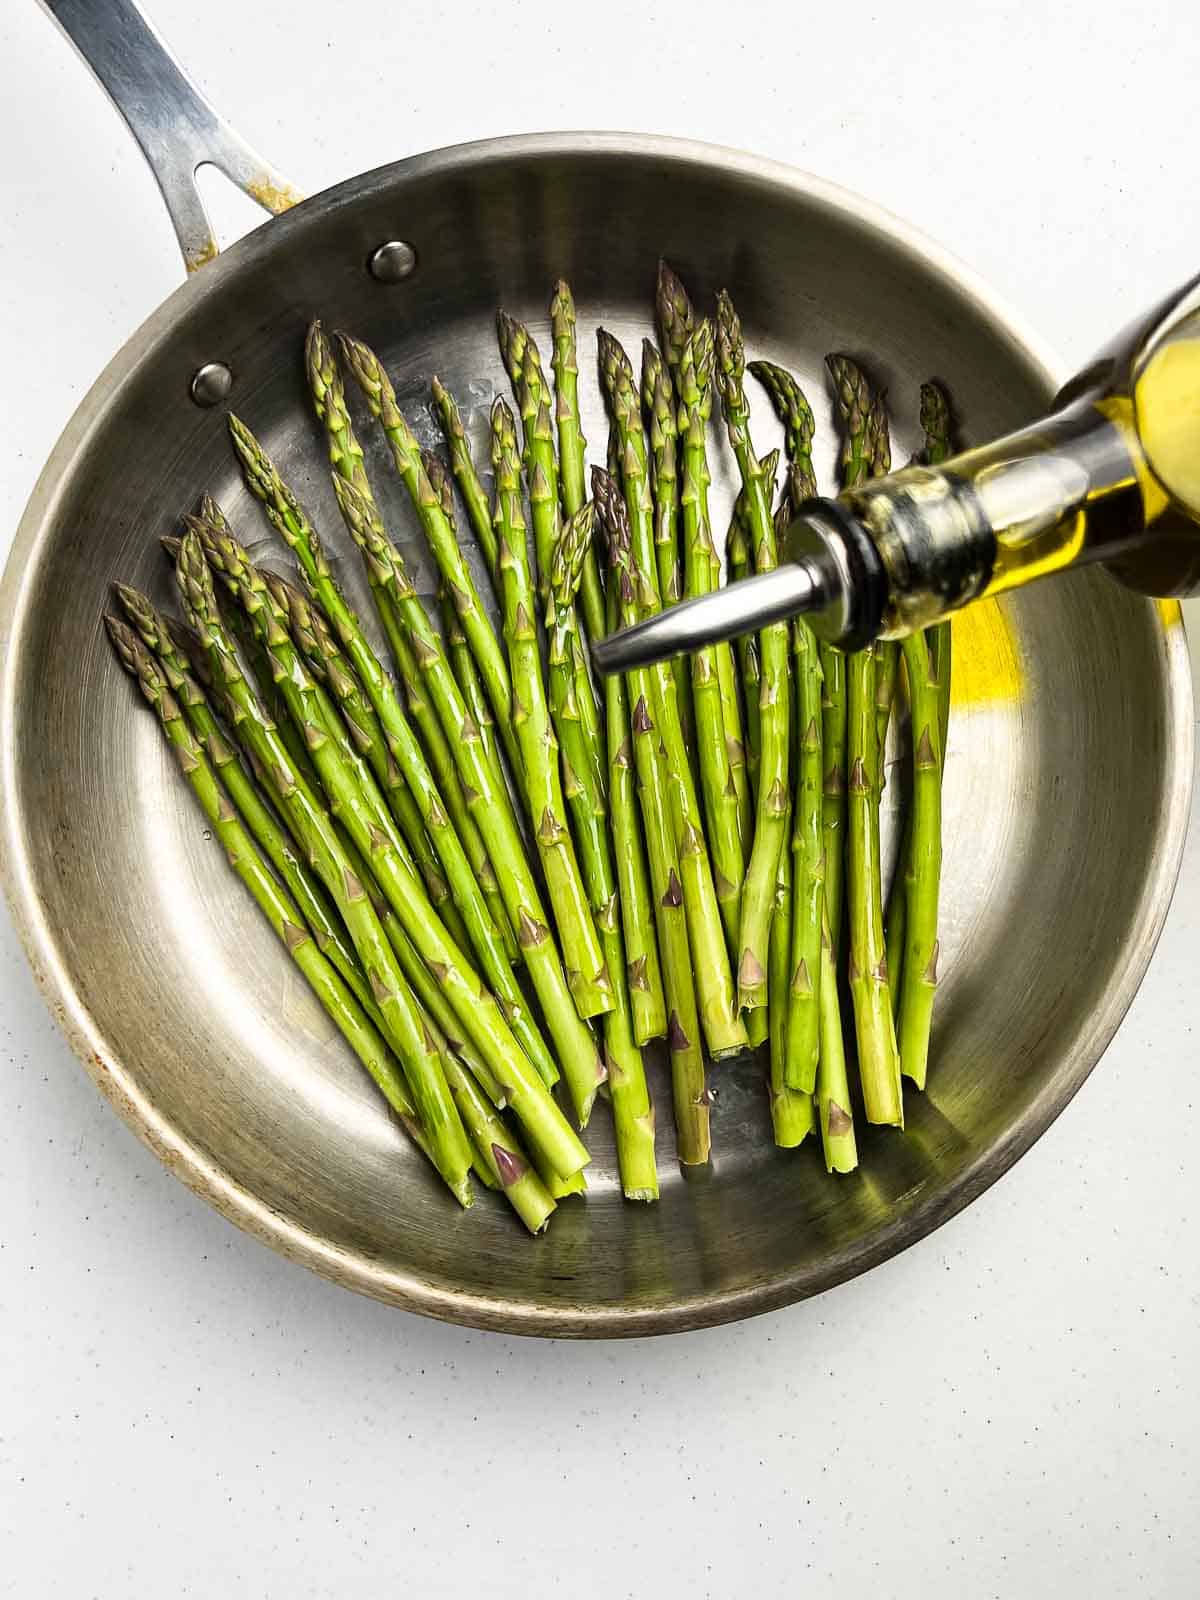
(815, 905, 858, 1173)
(169, 512, 327, 800)
(641, 338, 683, 613)
(545, 499, 658, 1199)
(769, 805, 815, 1147)
(655, 259, 695, 396)
(104, 617, 462, 1189)
(595, 342, 746, 1061)
(178, 537, 487, 1195)
(845, 615, 903, 1126)
(499, 307, 606, 766)
(437, 1038, 556, 1233)
(438, 581, 504, 808)
(114, 583, 370, 1015)
(430, 375, 498, 584)
(197, 513, 528, 1069)
(550, 281, 606, 644)
(786, 618, 824, 1094)
(193, 482, 589, 1169)
(826, 356, 902, 1124)
(672, 323, 745, 956)
(252, 562, 473, 946)
(886, 382, 955, 1017)
(896, 628, 942, 1090)
(920, 381, 956, 762)
(748, 359, 818, 498)
(327, 467, 605, 1103)
(494, 313, 560, 599)
(269, 577, 550, 1094)
(309, 329, 523, 817)
(715, 292, 792, 1020)
(421, 449, 526, 807)
(868, 396, 898, 754)
(491, 399, 614, 1030)
(821, 354, 879, 953)
(335, 334, 523, 786)
(596, 470, 710, 1163)
(177, 530, 592, 1180)
(603, 619, 668, 1050)
(195, 532, 533, 1128)
(725, 494, 762, 797)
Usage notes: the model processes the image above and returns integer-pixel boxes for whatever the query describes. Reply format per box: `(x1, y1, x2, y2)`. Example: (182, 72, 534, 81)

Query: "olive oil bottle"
(594, 272, 1200, 672)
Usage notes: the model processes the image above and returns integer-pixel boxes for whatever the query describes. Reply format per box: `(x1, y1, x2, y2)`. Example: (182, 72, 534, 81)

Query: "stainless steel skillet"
(0, 0, 1191, 1336)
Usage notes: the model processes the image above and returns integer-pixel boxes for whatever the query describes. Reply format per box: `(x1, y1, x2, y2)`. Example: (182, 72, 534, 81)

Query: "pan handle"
(41, 0, 302, 274)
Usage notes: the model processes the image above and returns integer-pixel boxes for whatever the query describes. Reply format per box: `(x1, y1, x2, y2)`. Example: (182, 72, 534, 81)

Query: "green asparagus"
(597, 335, 746, 1061)
(715, 292, 791, 1021)
(596, 468, 711, 1164)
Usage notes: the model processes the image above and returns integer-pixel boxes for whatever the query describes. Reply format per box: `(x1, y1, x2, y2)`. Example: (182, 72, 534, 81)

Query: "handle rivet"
(190, 362, 233, 407)
(368, 241, 417, 283)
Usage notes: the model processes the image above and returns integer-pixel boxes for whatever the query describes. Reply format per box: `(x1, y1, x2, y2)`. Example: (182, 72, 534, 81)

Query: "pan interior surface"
(2, 138, 1190, 1334)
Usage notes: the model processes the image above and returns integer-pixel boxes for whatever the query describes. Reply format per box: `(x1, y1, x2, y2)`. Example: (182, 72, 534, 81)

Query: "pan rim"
(1, 131, 1193, 1337)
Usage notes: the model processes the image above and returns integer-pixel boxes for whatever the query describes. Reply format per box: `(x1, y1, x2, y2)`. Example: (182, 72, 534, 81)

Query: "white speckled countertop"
(2, 2, 1197, 1593)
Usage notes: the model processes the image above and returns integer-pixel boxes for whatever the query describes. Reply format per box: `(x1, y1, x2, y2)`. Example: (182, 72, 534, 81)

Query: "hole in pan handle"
(41, 0, 303, 274)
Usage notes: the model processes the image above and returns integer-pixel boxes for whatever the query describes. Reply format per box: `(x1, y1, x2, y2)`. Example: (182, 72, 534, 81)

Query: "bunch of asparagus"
(105, 263, 954, 1230)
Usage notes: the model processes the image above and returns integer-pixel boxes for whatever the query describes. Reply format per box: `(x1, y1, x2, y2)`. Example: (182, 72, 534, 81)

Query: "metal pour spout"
(592, 498, 894, 674)
(590, 559, 828, 673)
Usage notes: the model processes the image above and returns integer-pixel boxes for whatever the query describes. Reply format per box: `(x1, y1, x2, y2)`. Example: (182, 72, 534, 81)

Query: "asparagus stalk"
(595, 343, 746, 1061)
(603, 625, 668, 1049)
(725, 495, 762, 796)
(214, 444, 524, 1049)
(253, 562, 471, 944)
(114, 584, 371, 1017)
(104, 618, 461, 1189)
(200, 474, 590, 1168)
(655, 259, 695, 396)
(786, 618, 824, 1094)
(821, 354, 879, 953)
(715, 292, 792, 1019)
(179, 531, 592, 1179)
(672, 323, 745, 956)
(896, 629, 942, 1090)
(438, 581, 506, 812)
(437, 1040, 556, 1233)
(420, 450, 526, 809)
(192, 532, 537, 1144)
(816, 904, 858, 1173)
(769, 805, 815, 1146)
(826, 354, 901, 1122)
(494, 313, 560, 599)
(328, 467, 605, 1101)
(430, 375, 498, 584)
(688, 324, 752, 847)
(886, 382, 955, 1020)
(748, 359, 818, 498)
(268, 576, 548, 1091)
(550, 281, 606, 644)
(597, 472, 710, 1163)
(170, 512, 327, 799)
(499, 309, 605, 764)
(546, 499, 658, 1199)
(640, 337, 698, 782)
(846, 630, 903, 1126)
(335, 334, 523, 786)
(640, 340, 683, 608)
(490, 400, 614, 1029)
(868, 396, 898, 754)
(177, 537, 487, 1196)
(309, 329, 521, 816)
(920, 381, 956, 762)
